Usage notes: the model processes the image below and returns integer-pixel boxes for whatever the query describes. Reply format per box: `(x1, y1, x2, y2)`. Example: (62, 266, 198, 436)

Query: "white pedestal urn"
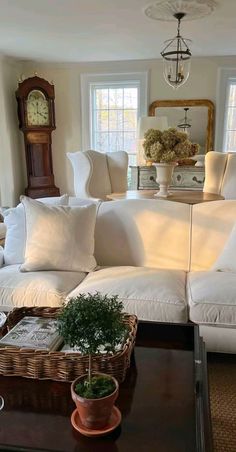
(153, 162, 178, 198)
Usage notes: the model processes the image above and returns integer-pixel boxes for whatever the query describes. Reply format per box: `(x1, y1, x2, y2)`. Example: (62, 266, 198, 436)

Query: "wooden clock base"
(25, 185, 60, 199)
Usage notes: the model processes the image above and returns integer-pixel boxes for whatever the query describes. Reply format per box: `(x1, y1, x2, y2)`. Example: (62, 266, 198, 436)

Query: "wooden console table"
(107, 190, 224, 205)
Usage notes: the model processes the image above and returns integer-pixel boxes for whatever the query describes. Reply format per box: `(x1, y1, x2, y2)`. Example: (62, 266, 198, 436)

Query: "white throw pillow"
(4, 195, 69, 265)
(20, 196, 97, 273)
(35, 195, 69, 205)
(212, 223, 236, 272)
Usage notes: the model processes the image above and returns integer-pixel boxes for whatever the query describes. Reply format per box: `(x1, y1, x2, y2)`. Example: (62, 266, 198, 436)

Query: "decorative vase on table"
(143, 127, 200, 198)
(153, 162, 177, 198)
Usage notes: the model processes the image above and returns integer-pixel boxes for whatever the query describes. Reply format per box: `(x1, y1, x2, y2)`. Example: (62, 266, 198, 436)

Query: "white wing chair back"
(67, 150, 128, 201)
(203, 151, 236, 199)
(221, 153, 236, 199)
(106, 151, 128, 193)
(203, 151, 227, 195)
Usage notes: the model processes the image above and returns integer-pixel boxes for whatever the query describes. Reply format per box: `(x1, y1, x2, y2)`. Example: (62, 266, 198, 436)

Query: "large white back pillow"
(20, 196, 97, 273)
(212, 223, 236, 272)
(4, 195, 69, 265)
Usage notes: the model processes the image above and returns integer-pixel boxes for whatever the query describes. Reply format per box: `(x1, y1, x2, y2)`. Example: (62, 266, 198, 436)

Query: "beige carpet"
(208, 354, 236, 452)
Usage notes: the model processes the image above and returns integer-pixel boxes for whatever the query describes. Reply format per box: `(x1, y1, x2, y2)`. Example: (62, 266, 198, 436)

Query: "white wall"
(4, 55, 236, 201)
(0, 56, 24, 206)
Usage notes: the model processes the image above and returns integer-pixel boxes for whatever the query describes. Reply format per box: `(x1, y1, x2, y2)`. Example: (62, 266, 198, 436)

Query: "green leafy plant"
(57, 292, 127, 398)
(75, 375, 116, 399)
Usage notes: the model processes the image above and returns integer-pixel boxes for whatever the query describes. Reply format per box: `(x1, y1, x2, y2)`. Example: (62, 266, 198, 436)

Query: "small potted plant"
(57, 292, 127, 431)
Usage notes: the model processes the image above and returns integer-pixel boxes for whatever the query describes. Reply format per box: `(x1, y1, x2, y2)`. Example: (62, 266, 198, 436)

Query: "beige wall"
(0, 57, 24, 206)
(3, 55, 236, 203)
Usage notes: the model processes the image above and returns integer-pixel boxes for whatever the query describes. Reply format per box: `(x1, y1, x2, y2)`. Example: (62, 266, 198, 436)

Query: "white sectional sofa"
(1, 198, 236, 354)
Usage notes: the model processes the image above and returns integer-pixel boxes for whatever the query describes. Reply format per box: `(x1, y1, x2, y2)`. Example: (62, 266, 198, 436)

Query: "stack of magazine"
(0, 316, 63, 351)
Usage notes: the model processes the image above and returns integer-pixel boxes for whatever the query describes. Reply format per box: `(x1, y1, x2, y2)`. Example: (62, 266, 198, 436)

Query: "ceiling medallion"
(145, 0, 217, 21)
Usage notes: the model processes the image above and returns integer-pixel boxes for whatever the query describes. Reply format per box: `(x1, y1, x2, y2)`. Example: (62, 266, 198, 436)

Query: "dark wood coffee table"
(0, 321, 212, 452)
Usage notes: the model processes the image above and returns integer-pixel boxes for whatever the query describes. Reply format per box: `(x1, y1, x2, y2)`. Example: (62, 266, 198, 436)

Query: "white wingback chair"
(203, 151, 236, 199)
(67, 150, 128, 201)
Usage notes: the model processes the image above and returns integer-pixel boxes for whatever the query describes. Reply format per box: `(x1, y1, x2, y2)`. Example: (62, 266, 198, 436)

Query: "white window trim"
(215, 67, 236, 152)
(80, 72, 149, 150)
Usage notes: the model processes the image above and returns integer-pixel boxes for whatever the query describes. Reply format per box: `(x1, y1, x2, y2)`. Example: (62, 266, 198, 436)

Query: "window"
(223, 81, 236, 152)
(81, 73, 148, 168)
(91, 83, 139, 166)
(215, 68, 236, 152)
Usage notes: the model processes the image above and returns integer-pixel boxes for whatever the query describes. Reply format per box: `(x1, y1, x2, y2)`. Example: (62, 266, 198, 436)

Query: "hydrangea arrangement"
(143, 127, 200, 163)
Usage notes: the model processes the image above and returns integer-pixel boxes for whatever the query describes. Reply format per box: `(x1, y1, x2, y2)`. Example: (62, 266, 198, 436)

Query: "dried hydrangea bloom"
(143, 127, 199, 163)
(149, 142, 164, 161)
(174, 141, 192, 159)
(144, 128, 163, 144)
(160, 150, 176, 163)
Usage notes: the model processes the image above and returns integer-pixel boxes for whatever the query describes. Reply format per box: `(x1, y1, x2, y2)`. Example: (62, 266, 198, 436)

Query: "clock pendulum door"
(24, 130, 60, 198)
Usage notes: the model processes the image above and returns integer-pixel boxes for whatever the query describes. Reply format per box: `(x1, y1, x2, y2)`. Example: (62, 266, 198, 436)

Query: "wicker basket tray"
(0, 307, 137, 383)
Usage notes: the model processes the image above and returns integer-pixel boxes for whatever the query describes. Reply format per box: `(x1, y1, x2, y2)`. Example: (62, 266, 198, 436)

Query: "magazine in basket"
(0, 316, 62, 351)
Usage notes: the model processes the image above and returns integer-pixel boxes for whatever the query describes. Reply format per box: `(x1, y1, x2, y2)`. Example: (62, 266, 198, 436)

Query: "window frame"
(215, 67, 236, 152)
(80, 72, 149, 151)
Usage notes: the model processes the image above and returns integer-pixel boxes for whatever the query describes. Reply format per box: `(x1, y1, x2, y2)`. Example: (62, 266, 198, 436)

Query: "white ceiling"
(0, 0, 235, 63)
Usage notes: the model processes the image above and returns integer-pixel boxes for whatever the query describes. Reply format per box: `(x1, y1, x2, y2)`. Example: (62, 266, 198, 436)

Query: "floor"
(208, 353, 236, 452)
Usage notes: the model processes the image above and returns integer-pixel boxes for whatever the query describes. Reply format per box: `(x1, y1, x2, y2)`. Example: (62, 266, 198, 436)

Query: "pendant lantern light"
(160, 12, 191, 89)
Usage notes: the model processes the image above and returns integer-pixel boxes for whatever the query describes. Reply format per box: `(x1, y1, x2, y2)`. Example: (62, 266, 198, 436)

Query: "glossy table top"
(0, 322, 208, 452)
(107, 190, 224, 205)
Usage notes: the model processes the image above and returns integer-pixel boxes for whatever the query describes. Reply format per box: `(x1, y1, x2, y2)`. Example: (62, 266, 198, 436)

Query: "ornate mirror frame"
(148, 99, 215, 153)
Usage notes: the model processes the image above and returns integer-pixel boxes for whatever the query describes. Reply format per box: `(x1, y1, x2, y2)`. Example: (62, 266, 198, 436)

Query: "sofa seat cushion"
(0, 265, 86, 310)
(187, 271, 236, 326)
(67, 266, 188, 322)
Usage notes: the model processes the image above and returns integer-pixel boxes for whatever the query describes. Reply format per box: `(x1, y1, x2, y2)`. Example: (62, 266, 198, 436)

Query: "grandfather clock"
(16, 75, 60, 198)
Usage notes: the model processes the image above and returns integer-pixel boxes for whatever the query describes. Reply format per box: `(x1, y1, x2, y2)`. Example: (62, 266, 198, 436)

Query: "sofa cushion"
(190, 200, 236, 271)
(0, 264, 86, 310)
(95, 200, 191, 271)
(20, 197, 97, 273)
(187, 271, 236, 325)
(67, 266, 188, 323)
(211, 223, 236, 272)
(4, 195, 69, 266)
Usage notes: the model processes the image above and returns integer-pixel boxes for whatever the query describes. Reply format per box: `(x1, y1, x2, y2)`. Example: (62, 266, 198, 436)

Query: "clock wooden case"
(16, 75, 60, 198)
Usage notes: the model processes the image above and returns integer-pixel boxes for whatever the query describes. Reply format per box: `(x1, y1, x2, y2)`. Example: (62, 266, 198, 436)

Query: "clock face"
(26, 90, 50, 126)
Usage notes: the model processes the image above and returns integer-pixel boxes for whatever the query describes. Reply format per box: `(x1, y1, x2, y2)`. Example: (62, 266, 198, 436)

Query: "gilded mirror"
(149, 99, 215, 155)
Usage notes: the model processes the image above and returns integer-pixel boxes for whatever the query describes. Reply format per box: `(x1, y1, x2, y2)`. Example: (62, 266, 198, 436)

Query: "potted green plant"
(57, 292, 127, 430)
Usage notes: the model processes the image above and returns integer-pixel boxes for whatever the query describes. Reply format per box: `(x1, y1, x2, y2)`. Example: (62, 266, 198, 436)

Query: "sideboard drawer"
(130, 166, 205, 190)
(139, 168, 158, 189)
(172, 167, 205, 189)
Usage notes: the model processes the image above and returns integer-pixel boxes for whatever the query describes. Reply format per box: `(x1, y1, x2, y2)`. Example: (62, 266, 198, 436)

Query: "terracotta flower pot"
(71, 373, 119, 429)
